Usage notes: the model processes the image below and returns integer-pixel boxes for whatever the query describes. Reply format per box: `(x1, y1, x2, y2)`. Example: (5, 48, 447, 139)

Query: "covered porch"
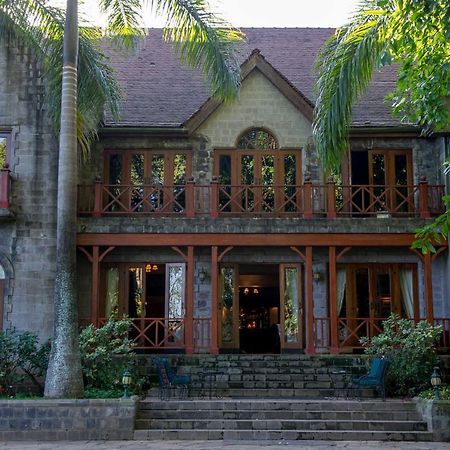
(77, 232, 449, 354)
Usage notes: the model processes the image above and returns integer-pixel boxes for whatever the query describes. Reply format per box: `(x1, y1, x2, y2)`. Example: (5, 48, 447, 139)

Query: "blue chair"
(154, 357, 191, 400)
(351, 357, 390, 400)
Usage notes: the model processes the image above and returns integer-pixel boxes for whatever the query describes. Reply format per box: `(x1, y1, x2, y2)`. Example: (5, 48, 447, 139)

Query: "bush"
(0, 329, 50, 396)
(79, 317, 147, 395)
(419, 385, 450, 400)
(360, 314, 442, 397)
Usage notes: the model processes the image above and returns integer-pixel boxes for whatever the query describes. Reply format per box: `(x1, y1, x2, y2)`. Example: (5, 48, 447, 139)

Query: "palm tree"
(313, 0, 449, 172)
(0, 0, 243, 397)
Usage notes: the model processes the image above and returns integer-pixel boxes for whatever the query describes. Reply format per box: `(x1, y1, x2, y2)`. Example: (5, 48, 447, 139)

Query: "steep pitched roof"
(102, 28, 400, 129)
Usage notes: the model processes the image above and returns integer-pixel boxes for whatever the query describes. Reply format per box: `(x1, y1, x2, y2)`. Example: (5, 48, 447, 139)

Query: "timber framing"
(77, 233, 447, 247)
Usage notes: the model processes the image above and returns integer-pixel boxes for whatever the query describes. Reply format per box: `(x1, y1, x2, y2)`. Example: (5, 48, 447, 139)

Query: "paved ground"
(1, 441, 450, 450)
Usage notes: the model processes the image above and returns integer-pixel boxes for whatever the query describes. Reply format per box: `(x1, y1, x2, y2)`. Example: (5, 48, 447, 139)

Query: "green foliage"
(0, 329, 50, 396)
(360, 314, 442, 397)
(314, 0, 450, 172)
(79, 318, 136, 390)
(83, 386, 123, 399)
(419, 385, 450, 401)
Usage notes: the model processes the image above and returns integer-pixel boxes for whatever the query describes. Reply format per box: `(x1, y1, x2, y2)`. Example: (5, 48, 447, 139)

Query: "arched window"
(237, 128, 278, 150)
(214, 128, 302, 213)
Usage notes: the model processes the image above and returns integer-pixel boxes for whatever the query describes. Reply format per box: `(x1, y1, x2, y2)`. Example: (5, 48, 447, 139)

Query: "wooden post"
(326, 177, 337, 219)
(185, 177, 195, 218)
(419, 176, 430, 218)
(305, 246, 315, 354)
(210, 246, 219, 353)
(93, 177, 103, 218)
(0, 164, 11, 209)
(424, 252, 434, 322)
(303, 176, 313, 219)
(91, 246, 100, 326)
(210, 177, 219, 218)
(185, 246, 194, 354)
(328, 246, 339, 353)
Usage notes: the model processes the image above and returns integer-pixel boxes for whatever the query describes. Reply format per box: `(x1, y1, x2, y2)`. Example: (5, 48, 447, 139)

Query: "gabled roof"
(102, 28, 400, 129)
(185, 49, 315, 133)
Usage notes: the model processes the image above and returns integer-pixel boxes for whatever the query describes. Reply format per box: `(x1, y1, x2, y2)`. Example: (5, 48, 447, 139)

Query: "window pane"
(168, 264, 185, 318)
(219, 155, 231, 185)
(394, 154, 408, 185)
(104, 268, 119, 318)
(0, 137, 6, 167)
(128, 267, 143, 317)
(284, 154, 297, 185)
(371, 153, 386, 185)
(130, 154, 144, 185)
(108, 154, 122, 184)
(151, 155, 164, 184)
(284, 267, 299, 343)
(173, 154, 187, 185)
(220, 267, 235, 344)
(237, 129, 277, 150)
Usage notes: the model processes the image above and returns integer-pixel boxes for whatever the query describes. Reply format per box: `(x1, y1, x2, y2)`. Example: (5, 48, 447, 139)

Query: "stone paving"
(1, 441, 450, 450)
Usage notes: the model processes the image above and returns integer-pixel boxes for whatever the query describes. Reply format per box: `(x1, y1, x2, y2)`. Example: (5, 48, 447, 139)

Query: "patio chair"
(154, 357, 191, 400)
(351, 357, 390, 400)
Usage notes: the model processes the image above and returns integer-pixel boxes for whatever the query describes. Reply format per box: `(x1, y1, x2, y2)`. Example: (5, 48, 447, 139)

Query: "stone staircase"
(143, 354, 374, 399)
(134, 398, 432, 441)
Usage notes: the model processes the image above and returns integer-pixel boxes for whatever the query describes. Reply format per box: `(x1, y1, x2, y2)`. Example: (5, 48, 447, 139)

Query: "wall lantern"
(313, 271, 323, 282)
(198, 269, 207, 282)
(122, 369, 132, 399)
(431, 367, 442, 400)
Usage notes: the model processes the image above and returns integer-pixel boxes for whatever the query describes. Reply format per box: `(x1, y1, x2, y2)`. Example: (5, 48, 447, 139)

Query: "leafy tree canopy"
(314, 0, 450, 172)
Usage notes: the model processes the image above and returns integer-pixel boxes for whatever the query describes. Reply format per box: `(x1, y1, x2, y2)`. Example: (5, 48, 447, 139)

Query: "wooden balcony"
(78, 178, 445, 219)
(0, 164, 11, 209)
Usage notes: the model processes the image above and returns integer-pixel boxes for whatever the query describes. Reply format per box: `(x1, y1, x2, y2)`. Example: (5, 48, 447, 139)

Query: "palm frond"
(150, 0, 244, 102)
(0, 0, 122, 156)
(98, 0, 145, 49)
(313, 2, 392, 172)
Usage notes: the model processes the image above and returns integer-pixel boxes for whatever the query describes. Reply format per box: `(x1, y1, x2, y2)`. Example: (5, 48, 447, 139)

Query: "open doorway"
(238, 265, 280, 353)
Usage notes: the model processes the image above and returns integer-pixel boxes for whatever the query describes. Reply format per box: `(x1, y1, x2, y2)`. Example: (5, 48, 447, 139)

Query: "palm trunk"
(44, 0, 83, 398)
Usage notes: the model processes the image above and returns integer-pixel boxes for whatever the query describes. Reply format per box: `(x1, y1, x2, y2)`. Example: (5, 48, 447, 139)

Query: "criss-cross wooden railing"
(77, 179, 445, 218)
(314, 316, 450, 351)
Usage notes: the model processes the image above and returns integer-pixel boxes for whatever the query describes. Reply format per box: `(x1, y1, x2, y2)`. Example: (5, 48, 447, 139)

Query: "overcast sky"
(51, 0, 359, 28)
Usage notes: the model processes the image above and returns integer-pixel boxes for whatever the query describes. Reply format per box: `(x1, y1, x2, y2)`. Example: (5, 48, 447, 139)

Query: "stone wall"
(0, 42, 58, 338)
(0, 398, 137, 440)
(416, 398, 450, 441)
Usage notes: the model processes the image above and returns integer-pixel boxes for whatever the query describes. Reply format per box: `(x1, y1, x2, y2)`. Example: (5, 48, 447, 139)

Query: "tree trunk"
(44, 0, 83, 398)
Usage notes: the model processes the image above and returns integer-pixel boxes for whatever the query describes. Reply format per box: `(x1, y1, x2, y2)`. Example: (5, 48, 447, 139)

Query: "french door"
(215, 150, 302, 213)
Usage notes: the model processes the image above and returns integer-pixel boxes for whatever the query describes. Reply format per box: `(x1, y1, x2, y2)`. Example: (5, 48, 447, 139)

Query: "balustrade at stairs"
(133, 354, 433, 441)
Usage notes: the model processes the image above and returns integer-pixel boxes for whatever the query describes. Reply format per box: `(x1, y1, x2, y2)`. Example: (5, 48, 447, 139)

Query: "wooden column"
(424, 252, 434, 322)
(210, 246, 219, 354)
(185, 246, 194, 354)
(328, 246, 339, 353)
(90, 246, 100, 326)
(305, 246, 315, 354)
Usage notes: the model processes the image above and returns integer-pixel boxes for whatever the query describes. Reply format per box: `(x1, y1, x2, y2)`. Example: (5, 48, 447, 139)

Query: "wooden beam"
(91, 246, 100, 326)
(290, 246, 306, 262)
(210, 246, 219, 354)
(337, 246, 352, 262)
(329, 247, 339, 353)
(305, 246, 315, 354)
(77, 233, 440, 247)
(218, 246, 234, 262)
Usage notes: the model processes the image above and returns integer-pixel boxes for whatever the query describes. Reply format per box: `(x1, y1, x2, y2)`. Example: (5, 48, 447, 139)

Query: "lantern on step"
(122, 369, 132, 399)
(430, 367, 441, 400)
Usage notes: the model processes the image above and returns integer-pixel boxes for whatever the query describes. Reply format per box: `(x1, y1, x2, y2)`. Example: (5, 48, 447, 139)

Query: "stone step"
(139, 399, 418, 412)
(138, 409, 422, 421)
(133, 429, 433, 441)
(136, 418, 428, 432)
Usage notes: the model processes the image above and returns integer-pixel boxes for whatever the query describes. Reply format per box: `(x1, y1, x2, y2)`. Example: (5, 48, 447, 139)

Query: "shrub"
(419, 385, 450, 401)
(360, 314, 442, 397)
(0, 329, 50, 396)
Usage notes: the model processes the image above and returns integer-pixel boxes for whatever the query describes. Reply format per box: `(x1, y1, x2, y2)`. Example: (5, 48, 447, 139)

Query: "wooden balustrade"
(77, 179, 445, 218)
(0, 164, 11, 209)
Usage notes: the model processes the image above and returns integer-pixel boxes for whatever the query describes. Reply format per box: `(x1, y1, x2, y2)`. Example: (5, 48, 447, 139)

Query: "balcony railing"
(0, 164, 11, 209)
(314, 317, 450, 351)
(77, 177, 445, 218)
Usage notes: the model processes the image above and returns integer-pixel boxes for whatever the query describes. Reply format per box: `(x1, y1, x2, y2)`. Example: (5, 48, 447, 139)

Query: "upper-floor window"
(0, 132, 11, 168)
(214, 128, 302, 213)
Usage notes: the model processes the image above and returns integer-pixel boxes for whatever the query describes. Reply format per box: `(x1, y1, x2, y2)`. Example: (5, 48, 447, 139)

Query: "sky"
(51, 0, 359, 28)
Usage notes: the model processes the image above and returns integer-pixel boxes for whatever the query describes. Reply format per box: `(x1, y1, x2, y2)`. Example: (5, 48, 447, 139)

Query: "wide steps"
(135, 399, 431, 441)
(134, 429, 433, 441)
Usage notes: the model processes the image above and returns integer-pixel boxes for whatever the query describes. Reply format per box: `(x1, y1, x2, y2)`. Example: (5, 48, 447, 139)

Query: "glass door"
(218, 265, 239, 349)
(279, 264, 303, 349)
